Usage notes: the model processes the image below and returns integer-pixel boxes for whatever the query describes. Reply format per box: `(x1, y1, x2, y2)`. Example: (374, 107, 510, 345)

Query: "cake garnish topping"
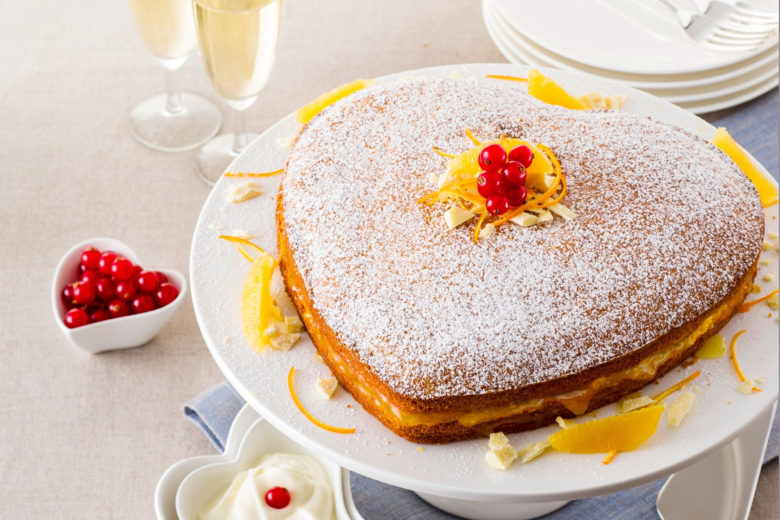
(420, 131, 574, 240)
(223, 169, 284, 178)
(547, 404, 665, 464)
(296, 78, 374, 125)
(695, 334, 726, 359)
(265, 486, 291, 509)
(738, 289, 779, 313)
(729, 330, 762, 393)
(667, 392, 695, 427)
(220, 235, 302, 352)
(712, 127, 778, 207)
(288, 367, 355, 434)
(486, 69, 626, 111)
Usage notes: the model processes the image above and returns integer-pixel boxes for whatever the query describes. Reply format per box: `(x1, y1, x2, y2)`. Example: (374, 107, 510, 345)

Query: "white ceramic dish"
(155, 404, 363, 520)
(189, 64, 779, 503)
(490, 0, 778, 76)
(51, 237, 186, 354)
(486, 0, 780, 93)
(483, 0, 779, 113)
(482, 0, 778, 90)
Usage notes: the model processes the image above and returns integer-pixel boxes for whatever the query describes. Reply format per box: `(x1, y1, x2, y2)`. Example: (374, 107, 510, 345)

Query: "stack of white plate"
(483, 0, 779, 113)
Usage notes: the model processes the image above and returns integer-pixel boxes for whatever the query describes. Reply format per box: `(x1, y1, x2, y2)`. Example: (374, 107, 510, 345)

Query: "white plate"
(491, 0, 778, 76)
(486, 0, 779, 92)
(483, 3, 779, 113)
(190, 63, 779, 502)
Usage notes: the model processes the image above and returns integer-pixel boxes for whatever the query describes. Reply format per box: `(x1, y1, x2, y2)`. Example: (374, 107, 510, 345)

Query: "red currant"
(98, 252, 117, 276)
(72, 281, 97, 305)
(477, 171, 502, 198)
(477, 144, 507, 172)
(507, 185, 528, 207)
(500, 161, 527, 188)
(89, 308, 110, 323)
(111, 257, 135, 281)
(485, 194, 510, 215)
(64, 308, 89, 328)
(508, 145, 534, 168)
(265, 487, 291, 509)
(80, 248, 101, 271)
(155, 271, 169, 284)
(136, 271, 160, 293)
(115, 280, 137, 301)
(96, 277, 116, 302)
(61, 284, 77, 309)
(155, 283, 179, 307)
(107, 299, 130, 318)
(81, 270, 100, 285)
(131, 294, 155, 314)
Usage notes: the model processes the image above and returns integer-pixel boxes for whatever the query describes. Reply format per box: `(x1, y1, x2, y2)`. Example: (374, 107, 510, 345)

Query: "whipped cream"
(198, 453, 335, 520)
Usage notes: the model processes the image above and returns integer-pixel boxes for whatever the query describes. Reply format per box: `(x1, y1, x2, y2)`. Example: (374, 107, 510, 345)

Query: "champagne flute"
(192, 0, 282, 185)
(128, 0, 222, 151)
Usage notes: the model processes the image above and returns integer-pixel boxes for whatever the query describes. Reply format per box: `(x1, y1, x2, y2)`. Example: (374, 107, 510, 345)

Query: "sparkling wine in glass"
(128, 0, 222, 152)
(193, 0, 282, 184)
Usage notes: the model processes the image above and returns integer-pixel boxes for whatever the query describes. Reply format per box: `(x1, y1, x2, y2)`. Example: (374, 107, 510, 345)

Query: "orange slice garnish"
(296, 79, 373, 125)
(712, 127, 778, 207)
(548, 404, 664, 455)
(526, 69, 586, 110)
(288, 366, 355, 434)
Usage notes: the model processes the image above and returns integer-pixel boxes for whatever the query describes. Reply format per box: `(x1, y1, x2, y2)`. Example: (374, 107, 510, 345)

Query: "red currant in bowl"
(52, 237, 187, 354)
(477, 143, 507, 172)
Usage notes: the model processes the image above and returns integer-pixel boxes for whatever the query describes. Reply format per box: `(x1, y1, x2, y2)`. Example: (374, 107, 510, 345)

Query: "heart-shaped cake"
(277, 78, 764, 443)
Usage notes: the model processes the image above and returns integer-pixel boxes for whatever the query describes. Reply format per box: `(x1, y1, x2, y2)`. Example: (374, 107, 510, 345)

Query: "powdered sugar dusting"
(281, 78, 763, 400)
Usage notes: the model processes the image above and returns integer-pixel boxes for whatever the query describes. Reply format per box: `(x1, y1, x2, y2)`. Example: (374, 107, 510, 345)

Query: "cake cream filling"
(310, 290, 734, 429)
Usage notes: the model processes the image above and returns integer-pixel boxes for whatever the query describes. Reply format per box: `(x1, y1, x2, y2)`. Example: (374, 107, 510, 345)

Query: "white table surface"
(0, 1, 776, 518)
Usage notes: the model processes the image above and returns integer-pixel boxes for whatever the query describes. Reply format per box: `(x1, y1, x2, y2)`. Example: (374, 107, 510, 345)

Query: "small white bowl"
(51, 237, 187, 354)
(174, 407, 357, 520)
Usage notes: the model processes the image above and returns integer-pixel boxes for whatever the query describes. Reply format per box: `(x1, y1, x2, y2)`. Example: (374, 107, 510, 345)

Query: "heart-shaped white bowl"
(175, 411, 354, 520)
(51, 237, 187, 354)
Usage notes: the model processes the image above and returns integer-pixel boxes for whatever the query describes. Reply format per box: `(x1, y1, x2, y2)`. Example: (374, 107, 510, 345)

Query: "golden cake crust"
(276, 78, 764, 443)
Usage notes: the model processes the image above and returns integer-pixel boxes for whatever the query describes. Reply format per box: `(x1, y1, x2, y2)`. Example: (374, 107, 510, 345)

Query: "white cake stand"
(189, 64, 779, 519)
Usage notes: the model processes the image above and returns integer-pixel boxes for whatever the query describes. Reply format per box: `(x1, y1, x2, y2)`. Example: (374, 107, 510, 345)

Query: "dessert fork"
(655, 0, 779, 52)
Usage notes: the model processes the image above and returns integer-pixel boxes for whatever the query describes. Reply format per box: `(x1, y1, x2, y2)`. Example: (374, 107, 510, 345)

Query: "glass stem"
(232, 108, 249, 154)
(164, 67, 184, 115)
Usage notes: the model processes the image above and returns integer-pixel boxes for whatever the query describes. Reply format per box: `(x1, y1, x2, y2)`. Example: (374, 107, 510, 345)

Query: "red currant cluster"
(60, 248, 179, 328)
(476, 143, 534, 215)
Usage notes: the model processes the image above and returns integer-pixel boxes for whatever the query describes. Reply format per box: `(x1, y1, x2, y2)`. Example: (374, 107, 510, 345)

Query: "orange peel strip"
(602, 450, 618, 465)
(485, 74, 528, 82)
(473, 210, 488, 242)
(287, 367, 356, 434)
(433, 147, 455, 159)
(652, 370, 700, 403)
(219, 235, 271, 264)
(224, 169, 284, 178)
(729, 329, 748, 382)
(738, 289, 779, 313)
(465, 128, 481, 146)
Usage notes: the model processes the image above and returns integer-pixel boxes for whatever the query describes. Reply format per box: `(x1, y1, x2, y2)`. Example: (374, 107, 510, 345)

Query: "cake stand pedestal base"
(414, 492, 568, 520)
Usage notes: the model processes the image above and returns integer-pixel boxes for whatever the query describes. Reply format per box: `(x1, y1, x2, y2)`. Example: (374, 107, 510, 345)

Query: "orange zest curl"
(224, 169, 284, 178)
(465, 128, 481, 146)
(473, 210, 488, 242)
(738, 289, 779, 313)
(729, 330, 748, 382)
(433, 147, 455, 159)
(288, 367, 356, 434)
(219, 235, 272, 264)
(652, 370, 700, 403)
(602, 450, 618, 465)
(485, 74, 528, 82)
